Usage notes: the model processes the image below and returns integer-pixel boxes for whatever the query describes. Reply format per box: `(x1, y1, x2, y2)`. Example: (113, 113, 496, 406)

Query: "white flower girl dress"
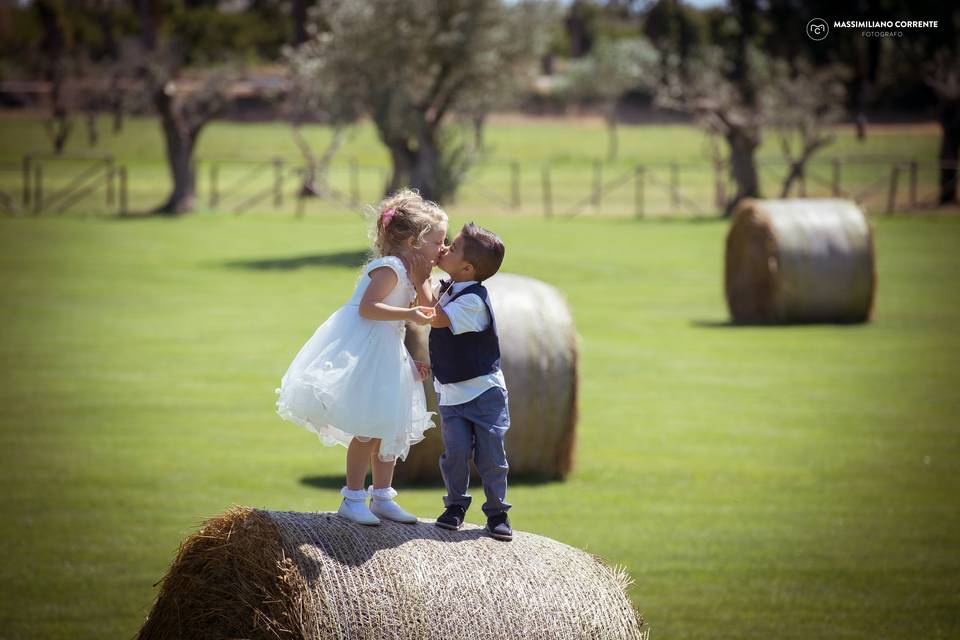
(276, 255, 435, 461)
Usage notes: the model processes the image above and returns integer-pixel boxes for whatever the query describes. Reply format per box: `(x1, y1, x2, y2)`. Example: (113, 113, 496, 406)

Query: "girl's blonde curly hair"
(369, 188, 448, 258)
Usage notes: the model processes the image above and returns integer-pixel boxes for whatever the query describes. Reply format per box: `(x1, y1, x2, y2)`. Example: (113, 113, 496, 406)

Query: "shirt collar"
(445, 279, 478, 296)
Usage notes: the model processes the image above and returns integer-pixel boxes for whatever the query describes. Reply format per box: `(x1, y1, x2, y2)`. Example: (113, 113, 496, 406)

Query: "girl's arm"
(360, 267, 433, 324)
(416, 277, 436, 307)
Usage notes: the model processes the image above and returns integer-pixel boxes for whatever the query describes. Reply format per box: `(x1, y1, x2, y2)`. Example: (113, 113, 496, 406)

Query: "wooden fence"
(2, 153, 955, 219)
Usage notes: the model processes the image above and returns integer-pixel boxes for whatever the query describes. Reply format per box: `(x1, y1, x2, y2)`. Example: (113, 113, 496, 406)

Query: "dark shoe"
(435, 505, 466, 531)
(485, 513, 513, 541)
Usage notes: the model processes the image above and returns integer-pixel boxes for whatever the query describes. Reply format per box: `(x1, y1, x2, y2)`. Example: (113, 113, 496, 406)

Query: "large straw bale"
(725, 198, 876, 324)
(138, 507, 648, 640)
(399, 272, 578, 483)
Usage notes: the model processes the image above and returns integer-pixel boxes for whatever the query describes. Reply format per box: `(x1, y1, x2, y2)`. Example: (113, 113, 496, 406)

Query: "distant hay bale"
(138, 507, 648, 640)
(400, 273, 578, 483)
(725, 198, 876, 324)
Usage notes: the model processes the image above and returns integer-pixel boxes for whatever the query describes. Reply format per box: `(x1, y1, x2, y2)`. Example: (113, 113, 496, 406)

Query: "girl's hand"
(408, 306, 436, 325)
(413, 360, 431, 381)
(408, 253, 435, 285)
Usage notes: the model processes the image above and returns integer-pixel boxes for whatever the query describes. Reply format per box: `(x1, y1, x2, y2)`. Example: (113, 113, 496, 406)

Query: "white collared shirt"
(432, 279, 506, 406)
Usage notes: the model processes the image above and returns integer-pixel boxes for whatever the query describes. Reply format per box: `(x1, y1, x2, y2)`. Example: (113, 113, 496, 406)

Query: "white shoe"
(368, 486, 418, 524)
(337, 487, 380, 525)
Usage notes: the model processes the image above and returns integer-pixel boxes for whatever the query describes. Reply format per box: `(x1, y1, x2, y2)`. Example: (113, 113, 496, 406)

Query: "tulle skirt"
(276, 305, 435, 462)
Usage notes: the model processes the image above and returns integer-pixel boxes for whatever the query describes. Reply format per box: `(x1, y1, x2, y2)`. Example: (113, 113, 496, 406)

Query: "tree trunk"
(605, 106, 618, 162)
(855, 113, 867, 141)
(725, 125, 760, 216)
(564, 1, 593, 58)
(135, 0, 159, 51)
(375, 112, 445, 202)
(110, 73, 124, 134)
(38, 0, 70, 154)
(409, 126, 440, 202)
(780, 162, 800, 198)
(938, 98, 960, 205)
(86, 111, 99, 147)
(472, 114, 486, 152)
(291, 123, 320, 196)
(157, 133, 196, 214)
(730, 0, 758, 107)
(384, 142, 416, 196)
(46, 109, 72, 155)
(291, 124, 346, 198)
(292, 0, 309, 46)
(112, 101, 124, 134)
(155, 90, 198, 215)
(380, 128, 442, 202)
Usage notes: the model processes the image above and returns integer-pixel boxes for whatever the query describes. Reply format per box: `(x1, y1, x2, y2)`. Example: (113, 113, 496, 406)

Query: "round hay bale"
(725, 198, 876, 324)
(399, 272, 578, 483)
(138, 508, 648, 640)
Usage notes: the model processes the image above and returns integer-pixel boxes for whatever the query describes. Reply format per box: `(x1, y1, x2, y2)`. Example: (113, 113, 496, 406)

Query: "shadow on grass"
(691, 318, 869, 329)
(226, 249, 369, 271)
(301, 471, 563, 491)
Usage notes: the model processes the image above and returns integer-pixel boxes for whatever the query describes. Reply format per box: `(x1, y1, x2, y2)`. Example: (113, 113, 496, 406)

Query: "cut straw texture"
(725, 198, 876, 324)
(138, 507, 647, 640)
(400, 273, 579, 483)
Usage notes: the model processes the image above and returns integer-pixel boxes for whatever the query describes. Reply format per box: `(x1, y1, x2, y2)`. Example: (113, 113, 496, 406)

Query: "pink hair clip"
(381, 207, 396, 227)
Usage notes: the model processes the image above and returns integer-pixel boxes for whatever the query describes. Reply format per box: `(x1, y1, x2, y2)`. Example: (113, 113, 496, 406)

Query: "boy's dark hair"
(460, 222, 505, 281)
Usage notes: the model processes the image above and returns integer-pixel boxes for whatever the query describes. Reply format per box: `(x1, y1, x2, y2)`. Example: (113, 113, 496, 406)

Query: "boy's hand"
(413, 360, 431, 381)
(408, 306, 436, 326)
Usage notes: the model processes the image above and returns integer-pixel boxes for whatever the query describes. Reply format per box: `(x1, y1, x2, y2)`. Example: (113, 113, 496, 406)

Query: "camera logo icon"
(806, 18, 829, 41)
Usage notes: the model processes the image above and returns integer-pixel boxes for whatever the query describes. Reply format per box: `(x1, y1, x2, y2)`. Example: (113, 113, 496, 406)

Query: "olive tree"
(925, 50, 960, 204)
(284, 42, 362, 200)
(566, 37, 657, 162)
(300, 0, 550, 203)
(657, 46, 763, 215)
(763, 58, 848, 198)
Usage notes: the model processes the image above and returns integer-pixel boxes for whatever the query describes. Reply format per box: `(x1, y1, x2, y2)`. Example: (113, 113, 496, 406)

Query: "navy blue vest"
(429, 282, 502, 384)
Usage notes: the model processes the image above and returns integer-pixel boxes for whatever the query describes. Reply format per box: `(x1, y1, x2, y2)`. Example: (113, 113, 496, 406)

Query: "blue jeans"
(438, 386, 511, 517)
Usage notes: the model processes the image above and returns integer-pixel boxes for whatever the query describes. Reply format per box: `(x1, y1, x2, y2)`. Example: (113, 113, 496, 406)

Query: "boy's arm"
(430, 305, 452, 328)
(431, 294, 488, 331)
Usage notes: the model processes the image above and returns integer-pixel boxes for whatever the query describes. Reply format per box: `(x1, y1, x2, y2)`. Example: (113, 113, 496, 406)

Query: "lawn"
(1, 208, 958, 639)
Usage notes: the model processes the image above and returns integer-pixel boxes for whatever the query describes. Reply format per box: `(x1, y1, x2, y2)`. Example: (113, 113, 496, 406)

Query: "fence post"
(510, 161, 520, 210)
(119, 166, 128, 216)
(274, 158, 283, 208)
(22, 155, 31, 208)
(832, 158, 841, 196)
(105, 157, 115, 207)
(350, 157, 360, 205)
(670, 162, 679, 211)
(909, 159, 918, 208)
(592, 160, 602, 207)
(209, 164, 219, 208)
(33, 162, 42, 215)
(541, 164, 552, 219)
(886, 163, 900, 214)
(634, 165, 645, 219)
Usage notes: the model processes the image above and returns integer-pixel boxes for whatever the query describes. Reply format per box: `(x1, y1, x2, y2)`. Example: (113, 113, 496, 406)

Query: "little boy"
(425, 222, 512, 541)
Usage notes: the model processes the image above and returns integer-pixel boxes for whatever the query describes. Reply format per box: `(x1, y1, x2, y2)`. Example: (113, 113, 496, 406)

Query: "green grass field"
(1, 206, 958, 638)
(0, 113, 957, 637)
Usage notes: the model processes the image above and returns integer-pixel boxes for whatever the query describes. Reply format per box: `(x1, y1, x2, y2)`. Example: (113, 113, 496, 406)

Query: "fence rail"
(4, 153, 956, 219)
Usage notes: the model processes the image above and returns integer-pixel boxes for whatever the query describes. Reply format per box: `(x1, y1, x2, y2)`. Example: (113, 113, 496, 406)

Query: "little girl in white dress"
(276, 189, 447, 524)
